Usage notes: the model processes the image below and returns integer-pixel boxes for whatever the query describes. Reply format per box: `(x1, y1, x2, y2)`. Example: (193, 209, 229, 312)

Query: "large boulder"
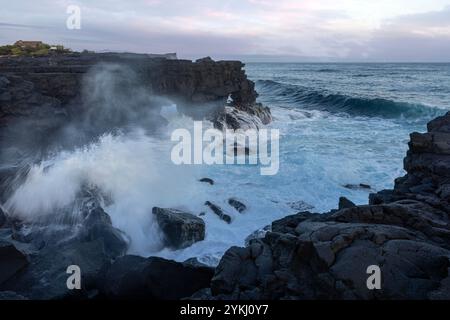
(0, 205, 128, 299)
(77, 206, 129, 259)
(99, 255, 214, 299)
(152, 207, 205, 249)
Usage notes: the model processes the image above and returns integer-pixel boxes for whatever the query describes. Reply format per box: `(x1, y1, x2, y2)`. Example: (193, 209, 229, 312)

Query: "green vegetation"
(0, 41, 72, 57)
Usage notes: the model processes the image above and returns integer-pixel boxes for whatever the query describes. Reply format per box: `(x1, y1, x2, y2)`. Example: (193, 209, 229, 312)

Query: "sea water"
(5, 63, 450, 265)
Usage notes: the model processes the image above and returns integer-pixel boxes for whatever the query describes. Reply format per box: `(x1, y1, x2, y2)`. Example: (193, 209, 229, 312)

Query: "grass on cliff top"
(0, 42, 72, 57)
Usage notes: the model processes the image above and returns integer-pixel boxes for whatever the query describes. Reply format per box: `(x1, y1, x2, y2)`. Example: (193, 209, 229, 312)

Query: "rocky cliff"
(2, 53, 448, 300)
(201, 112, 450, 300)
(0, 53, 267, 135)
(0, 53, 257, 105)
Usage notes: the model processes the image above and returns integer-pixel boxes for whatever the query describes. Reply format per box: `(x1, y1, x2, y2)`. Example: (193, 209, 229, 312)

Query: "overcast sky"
(1, 0, 450, 61)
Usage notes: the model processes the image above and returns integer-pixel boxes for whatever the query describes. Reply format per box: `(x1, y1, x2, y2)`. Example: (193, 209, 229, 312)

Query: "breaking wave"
(257, 80, 444, 120)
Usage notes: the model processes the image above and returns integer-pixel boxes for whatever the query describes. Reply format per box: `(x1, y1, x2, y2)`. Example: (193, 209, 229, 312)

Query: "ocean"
(6, 63, 450, 265)
(154, 63, 450, 264)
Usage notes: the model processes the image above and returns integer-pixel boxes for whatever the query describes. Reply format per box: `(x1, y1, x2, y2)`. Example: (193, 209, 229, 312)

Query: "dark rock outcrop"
(98, 255, 214, 299)
(0, 53, 258, 113)
(152, 207, 205, 249)
(205, 201, 232, 224)
(228, 198, 247, 213)
(77, 206, 129, 259)
(203, 112, 450, 300)
(199, 178, 214, 185)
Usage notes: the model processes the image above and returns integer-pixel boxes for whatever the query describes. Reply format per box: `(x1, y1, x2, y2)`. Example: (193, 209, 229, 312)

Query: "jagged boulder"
(152, 207, 205, 249)
(338, 197, 356, 210)
(77, 206, 129, 259)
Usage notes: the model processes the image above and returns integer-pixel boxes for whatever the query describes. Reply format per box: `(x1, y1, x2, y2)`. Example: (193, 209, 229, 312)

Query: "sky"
(1, 0, 450, 61)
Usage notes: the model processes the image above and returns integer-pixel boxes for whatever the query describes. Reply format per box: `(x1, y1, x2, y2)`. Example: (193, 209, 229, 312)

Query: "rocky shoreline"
(203, 111, 450, 300)
(1, 53, 449, 300)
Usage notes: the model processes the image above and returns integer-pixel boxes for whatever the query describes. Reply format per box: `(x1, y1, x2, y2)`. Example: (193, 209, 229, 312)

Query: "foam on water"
(5, 63, 450, 266)
(0, 104, 430, 265)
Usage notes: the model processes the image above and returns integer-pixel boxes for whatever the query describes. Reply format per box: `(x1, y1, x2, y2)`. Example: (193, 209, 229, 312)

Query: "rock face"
(0, 53, 269, 153)
(0, 53, 258, 115)
(152, 207, 205, 249)
(98, 255, 214, 299)
(204, 112, 450, 300)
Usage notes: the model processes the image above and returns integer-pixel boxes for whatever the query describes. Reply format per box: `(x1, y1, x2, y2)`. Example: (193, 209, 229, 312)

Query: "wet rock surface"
(228, 198, 247, 213)
(205, 201, 232, 224)
(199, 178, 214, 185)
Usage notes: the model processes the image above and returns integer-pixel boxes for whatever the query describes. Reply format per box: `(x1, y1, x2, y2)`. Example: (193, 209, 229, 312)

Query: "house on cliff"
(14, 40, 43, 50)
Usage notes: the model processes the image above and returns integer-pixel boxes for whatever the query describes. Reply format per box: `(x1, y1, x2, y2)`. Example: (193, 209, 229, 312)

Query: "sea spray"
(6, 129, 200, 254)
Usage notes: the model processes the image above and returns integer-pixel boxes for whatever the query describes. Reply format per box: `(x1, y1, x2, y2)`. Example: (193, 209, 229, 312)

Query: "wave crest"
(256, 80, 444, 119)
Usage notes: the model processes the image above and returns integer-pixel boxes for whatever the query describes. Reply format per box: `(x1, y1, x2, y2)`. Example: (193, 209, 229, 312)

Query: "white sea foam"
(4, 105, 414, 265)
